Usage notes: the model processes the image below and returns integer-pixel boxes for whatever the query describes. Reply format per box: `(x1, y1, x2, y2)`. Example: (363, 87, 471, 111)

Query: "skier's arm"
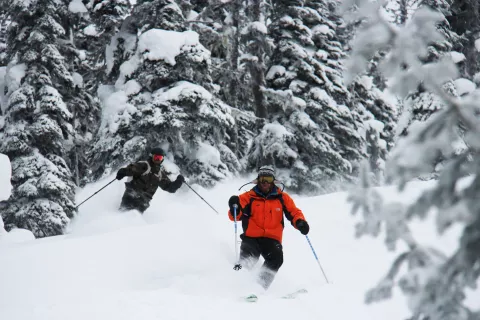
(124, 162, 149, 176)
(117, 162, 148, 180)
(159, 174, 184, 193)
(282, 193, 306, 227)
(228, 193, 249, 221)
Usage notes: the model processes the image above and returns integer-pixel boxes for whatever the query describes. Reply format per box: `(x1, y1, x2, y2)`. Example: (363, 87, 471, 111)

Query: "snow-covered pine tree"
(203, 0, 252, 112)
(241, 0, 271, 119)
(385, 0, 419, 25)
(393, 0, 462, 138)
(64, 0, 132, 163)
(133, 0, 186, 32)
(225, 0, 243, 110)
(187, 0, 243, 106)
(0, 11, 9, 66)
(89, 0, 132, 37)
(349, 77, 397, 181)
(247, 0, 366, 194)
(0, 0, 85, 237)
(89, 0, 241, 187)
(0, 9, 8, 118)
(447, 0, 480, 79)
(79, 0, 132, 88)
(58, 2, 104, 186)
(372, 0, 418, 98)
(389, 0, 467, 180)
(343, 0, 480, 318)
(188, 1, 258, 160)
(67, 70, 102, 187)
(337, 3, 398, 182)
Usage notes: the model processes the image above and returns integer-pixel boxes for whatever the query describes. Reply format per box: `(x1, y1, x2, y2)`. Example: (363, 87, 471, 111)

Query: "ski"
(243, 294, 258, 302)
(240, 289, 307, 302)
(281, 288, 308, 299)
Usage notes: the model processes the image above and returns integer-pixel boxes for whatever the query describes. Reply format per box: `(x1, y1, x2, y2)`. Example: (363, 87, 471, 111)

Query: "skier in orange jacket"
(228, 166, 309, 290)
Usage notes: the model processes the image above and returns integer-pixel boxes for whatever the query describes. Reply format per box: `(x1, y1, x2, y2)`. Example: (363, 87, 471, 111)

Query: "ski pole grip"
(233, 204, 238, 221)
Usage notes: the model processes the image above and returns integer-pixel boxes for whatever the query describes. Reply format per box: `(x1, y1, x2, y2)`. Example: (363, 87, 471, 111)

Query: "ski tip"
(244, 294, 258, 302)
(281, 288, 308, 299)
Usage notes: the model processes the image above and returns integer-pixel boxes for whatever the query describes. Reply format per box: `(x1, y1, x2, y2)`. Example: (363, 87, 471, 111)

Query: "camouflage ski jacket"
(122, 160, 181, 201)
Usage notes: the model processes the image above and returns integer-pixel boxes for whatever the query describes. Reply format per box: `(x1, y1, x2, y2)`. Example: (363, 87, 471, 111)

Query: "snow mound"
(0, 228, 35, 244)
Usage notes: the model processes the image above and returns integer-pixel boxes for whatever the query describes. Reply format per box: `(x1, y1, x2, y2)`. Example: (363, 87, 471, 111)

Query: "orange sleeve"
(282, 193, 306, 227)
(228, 192, 251, 221)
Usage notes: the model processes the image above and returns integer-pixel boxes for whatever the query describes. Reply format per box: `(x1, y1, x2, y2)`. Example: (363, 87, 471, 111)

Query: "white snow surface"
(475, 39, 480, 52)
(72, 72, 83, 88)
(106, 32, 138, 76)
(83, 24, 99, 36)
(0, 154, 479, 319)
(1, 228, 35, 243)
(266, 65, 286, 80)
(13, 0, 34, 7)
(0, 154, 34, 241)
(313, 24, 332, 35)
(68, 0, 88, 13)
(0, 153, 11, 201)
(453, 78, 476, 96)
(187, 10, 199, 21)
(358, 75, 373, 90)
(6, 63, 27, 93)
(249, 21, 268, 34)
(195, 142, 222, 166)
(450, 51, 466, 63)
(154, 81, 212, 104)
(138, 29, 202, 66)
(124, 80, 142, 96)
(366, 119, 385, 133)
(115, 29, 208, 82)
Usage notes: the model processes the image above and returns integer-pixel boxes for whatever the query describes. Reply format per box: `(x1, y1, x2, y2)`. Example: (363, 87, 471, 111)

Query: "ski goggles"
(152, 154, 164, 163)
(258, 176, 274, 183)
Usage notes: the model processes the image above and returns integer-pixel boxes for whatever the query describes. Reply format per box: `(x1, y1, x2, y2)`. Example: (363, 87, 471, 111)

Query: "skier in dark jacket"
(116, 148, 184, 213)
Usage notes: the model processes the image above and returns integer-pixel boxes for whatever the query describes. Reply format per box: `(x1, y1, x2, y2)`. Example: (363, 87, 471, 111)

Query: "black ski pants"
(239, 235, 284, 289)
(119, 187, 151, 213)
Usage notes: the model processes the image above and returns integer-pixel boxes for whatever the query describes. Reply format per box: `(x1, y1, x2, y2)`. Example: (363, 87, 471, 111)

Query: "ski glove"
(116, 168, 127, 180)
(228, 195, 240, 214)
(176, 175, 185, 183)
(170, 175, 184, 192)
(296, 219, 309, 235)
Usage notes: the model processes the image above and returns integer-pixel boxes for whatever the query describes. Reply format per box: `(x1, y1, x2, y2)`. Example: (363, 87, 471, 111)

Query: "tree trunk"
(399, 0, 408, 25)
(250, 0, 267, 119)
(229, 0, 241, 109)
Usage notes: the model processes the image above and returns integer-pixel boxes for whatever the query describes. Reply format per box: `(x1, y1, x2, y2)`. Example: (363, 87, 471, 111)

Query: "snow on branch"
(342, 0, 480, 318)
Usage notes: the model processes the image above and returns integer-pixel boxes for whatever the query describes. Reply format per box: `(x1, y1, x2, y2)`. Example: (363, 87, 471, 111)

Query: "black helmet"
(150, 147, 166, 165)
(150, 147, 166, 156)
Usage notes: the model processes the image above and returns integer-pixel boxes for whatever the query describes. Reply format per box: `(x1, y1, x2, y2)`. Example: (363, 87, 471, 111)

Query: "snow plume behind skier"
(227, 165, 310, 291)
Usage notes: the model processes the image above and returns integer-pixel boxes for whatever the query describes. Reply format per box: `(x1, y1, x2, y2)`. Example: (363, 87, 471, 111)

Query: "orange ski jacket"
(228, 186, 306, 243)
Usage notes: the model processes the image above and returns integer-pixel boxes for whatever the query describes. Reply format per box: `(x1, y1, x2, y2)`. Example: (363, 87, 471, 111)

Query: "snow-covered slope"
(0, 156, 475, 320)
(0, 153, 11, 201)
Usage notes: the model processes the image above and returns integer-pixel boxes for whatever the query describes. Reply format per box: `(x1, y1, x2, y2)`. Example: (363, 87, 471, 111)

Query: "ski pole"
(75, 178, 116, 209)
(183, 181, 219, 214)
(305, 235, 329, 284)
(233, 204, 242, 270)
(234, 204, 239, 260)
